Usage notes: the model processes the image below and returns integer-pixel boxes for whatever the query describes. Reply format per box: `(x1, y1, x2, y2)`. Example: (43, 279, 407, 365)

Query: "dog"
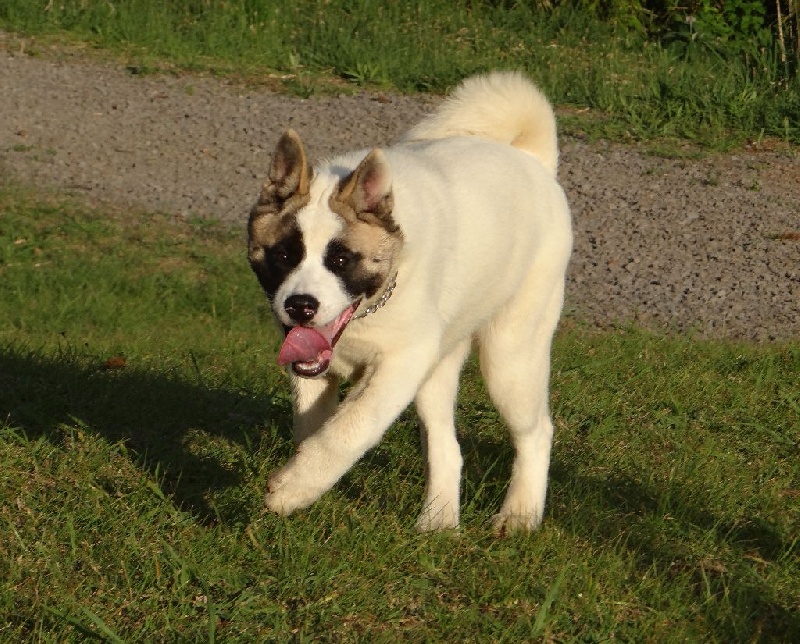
(247, 71, 572, 531)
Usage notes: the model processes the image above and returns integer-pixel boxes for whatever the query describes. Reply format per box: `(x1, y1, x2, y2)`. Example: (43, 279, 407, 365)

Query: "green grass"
(1, 185, 799, 641)
(1, 0, 799, 148)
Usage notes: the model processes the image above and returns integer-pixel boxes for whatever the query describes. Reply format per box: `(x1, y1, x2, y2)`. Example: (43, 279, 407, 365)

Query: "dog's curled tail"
(405, 71, 559, 177)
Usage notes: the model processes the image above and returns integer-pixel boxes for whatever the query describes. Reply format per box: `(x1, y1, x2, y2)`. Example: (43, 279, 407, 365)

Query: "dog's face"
(248, 130, 403, 377)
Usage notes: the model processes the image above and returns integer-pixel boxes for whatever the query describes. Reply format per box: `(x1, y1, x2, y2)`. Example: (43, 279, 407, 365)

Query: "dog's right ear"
(258, 129, 312, 208)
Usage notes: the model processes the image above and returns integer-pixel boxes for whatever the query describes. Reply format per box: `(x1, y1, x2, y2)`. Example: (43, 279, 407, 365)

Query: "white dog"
(247, 71, 572, 531)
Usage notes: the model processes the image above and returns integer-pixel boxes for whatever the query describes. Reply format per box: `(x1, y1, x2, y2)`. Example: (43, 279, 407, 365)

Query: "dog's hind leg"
(291, 374, 339, 445)
(478, 280, 565, 532)
(414, 339, 471, 532)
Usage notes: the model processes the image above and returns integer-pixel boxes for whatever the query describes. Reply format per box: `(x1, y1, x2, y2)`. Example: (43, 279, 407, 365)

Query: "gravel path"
(1, 43, 798, 341)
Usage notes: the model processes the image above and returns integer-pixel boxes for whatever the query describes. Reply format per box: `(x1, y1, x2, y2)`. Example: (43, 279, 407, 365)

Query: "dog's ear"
(335, 149, 396, 230)
(259, 129, 312, 206)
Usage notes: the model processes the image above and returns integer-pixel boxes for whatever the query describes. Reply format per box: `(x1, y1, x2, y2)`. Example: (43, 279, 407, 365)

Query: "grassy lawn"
(1, 0, 799, 148)
(1, 184, 798, 641)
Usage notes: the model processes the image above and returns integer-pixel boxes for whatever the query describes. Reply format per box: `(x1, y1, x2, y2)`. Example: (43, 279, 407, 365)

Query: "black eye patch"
(250, 226, 305, 299)
(324, 240, 358, 275)
(267, 232, 304, 271)
(324, 239, 382, 299)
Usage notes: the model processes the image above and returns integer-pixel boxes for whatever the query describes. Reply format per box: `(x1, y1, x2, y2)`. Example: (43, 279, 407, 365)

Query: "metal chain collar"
(353, 273, 397, 321)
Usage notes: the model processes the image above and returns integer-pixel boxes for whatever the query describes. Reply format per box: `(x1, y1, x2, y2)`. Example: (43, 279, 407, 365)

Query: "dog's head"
(248, 130, 403, 378)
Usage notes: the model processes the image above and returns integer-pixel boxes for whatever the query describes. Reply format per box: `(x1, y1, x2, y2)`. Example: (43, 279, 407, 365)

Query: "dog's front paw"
(264, 459, 325, 516)
(491, 508, 543, 534)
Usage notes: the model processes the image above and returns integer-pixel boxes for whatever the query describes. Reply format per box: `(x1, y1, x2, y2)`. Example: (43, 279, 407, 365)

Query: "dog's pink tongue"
(278, 327, 331, 366)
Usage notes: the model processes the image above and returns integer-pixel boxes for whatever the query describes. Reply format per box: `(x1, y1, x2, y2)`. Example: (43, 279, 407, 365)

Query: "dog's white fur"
(262, 72, 572, 531)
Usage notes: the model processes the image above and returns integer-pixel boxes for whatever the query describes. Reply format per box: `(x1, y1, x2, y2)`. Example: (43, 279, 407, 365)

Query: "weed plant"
(1, 185, 798, 640)
(1, 0, 799, 147)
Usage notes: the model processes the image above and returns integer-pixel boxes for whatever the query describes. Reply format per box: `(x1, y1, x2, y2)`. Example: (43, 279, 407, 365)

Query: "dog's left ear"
(335, 149, 396, 230)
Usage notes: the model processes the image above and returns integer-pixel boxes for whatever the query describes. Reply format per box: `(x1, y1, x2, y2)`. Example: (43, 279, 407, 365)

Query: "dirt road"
(2, 42, 798, 341)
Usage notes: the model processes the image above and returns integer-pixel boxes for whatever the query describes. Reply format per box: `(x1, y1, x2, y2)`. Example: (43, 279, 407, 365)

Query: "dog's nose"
(284, 294, 319, 323)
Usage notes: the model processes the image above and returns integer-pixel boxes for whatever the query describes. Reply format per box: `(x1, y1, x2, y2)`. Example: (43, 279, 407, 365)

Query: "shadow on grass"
(0, 345, 293, 523)
(461, 431, 798, 641)
(552, 466, 798, 641)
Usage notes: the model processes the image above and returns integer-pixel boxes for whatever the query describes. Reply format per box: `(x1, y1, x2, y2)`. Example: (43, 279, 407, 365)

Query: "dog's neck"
(353, 273, 397, 321)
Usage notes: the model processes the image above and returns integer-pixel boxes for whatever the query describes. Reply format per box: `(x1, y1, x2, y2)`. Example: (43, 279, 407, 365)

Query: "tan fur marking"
(328, 149, 403, 302)
(248, 130, 313, 260)
(329, 202, 404, 303)
(341, 220, 403, 269)
(330, 149, 398, 232)
(248, 210, 301, 255)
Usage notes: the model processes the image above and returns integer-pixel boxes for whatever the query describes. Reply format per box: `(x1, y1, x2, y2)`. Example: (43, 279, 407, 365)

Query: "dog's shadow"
(0, 345, 293, 523)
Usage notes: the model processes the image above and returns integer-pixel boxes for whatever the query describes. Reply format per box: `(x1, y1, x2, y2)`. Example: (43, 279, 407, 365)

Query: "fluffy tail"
(404, 71, 559, 177)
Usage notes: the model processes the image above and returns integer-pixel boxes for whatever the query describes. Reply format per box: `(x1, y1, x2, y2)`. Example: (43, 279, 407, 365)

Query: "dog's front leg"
(265, 350, 432, 516)
(291, 373, 339, 445)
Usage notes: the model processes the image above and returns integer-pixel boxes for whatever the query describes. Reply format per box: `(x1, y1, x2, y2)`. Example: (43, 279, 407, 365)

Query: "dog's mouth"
(277, 301, 360, 377)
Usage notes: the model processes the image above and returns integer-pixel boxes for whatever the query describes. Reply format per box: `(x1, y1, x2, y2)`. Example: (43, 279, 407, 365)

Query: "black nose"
(284, 294, 319, 323)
